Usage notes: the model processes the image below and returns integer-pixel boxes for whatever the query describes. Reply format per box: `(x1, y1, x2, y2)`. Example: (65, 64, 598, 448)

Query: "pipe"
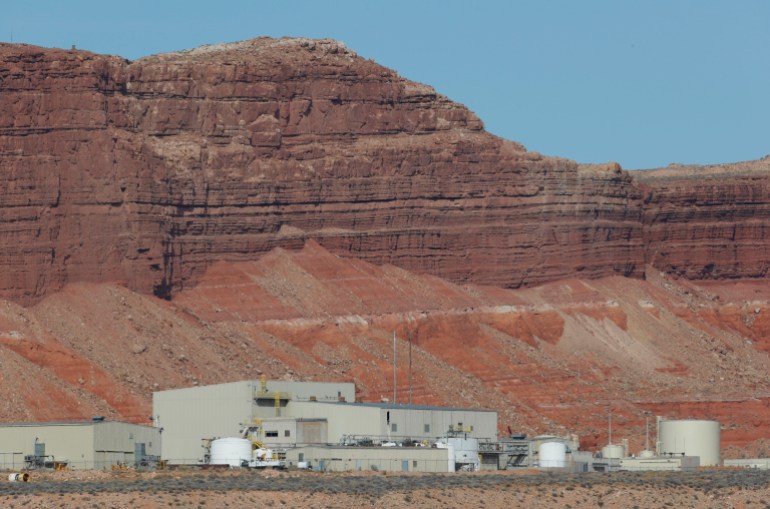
(8, 473, 30, 482)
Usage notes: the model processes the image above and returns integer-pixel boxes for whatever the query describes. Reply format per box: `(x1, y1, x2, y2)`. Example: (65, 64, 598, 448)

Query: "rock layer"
(0, 39, 645, 304)
(2, 38, 769, 307)
(637, 158, 770, 280)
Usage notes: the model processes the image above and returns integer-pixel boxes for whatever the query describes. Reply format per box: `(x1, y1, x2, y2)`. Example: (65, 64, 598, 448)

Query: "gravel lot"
(3, 469, 770, 508)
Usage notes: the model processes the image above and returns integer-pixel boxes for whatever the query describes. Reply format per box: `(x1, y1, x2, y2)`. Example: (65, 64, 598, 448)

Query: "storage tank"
(210, 438, 252, 467)
(601, 444, 625, 459)
(658, 419, 720, 466)
(539, 441, 567, 468)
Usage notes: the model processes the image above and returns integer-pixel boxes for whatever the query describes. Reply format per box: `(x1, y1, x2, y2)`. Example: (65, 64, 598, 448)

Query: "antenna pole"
(608, 408, 612, 446)
(393, 331, 396, 404)
(644, 411, 651, 451)
(408, 331, 412, 405)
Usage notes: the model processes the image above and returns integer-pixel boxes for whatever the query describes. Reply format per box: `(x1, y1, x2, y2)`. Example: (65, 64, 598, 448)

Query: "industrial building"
(154, 378, 729, 473)
(286, 445, 454, 473)
(0, 419, 161, 470)
(153, 378, 497, 467)
(154, 379, 355, 463)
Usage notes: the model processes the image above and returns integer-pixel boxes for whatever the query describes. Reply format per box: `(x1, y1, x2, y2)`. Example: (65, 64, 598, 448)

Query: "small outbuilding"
(0, 419, 161, 470)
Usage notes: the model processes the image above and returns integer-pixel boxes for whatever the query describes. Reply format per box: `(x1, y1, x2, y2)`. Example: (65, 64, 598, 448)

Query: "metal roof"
(0, 420, 153, 428)
(306, 401, 495, 413)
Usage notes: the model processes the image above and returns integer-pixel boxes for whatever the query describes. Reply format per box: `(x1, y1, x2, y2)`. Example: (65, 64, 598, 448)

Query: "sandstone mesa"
(1, 38, 770, 454)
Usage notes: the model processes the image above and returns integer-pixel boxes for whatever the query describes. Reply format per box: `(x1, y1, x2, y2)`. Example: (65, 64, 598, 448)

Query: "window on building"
(424, 424, 430, 433)
(391, 423, 397, 433)
(413, 460, 417, 468)
(128, 433, 134, 439)
(284, 430, 290, 437)
(266, 431, 278, 438)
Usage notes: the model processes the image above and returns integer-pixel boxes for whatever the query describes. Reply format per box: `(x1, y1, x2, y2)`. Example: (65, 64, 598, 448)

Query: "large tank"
(210, 438, 252, 467)
(539, 441, 567, 468)
(658, 419, 720, 466)
(446, 442, 456, 472)
(601, 444, 625, 459)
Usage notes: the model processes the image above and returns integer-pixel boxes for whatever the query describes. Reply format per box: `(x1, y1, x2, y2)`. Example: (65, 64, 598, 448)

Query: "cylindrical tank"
(658, 419, 720, 466)
(7, 473, 29, 482)
(446, 443, 456, 472)
(601, 444, 625, 459)
(210, 437, 252, 467)
(539, 441, 567, 468)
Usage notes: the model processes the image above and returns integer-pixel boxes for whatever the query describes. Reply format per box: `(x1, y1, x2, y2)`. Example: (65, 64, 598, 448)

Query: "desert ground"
(3, 468, 770, 508)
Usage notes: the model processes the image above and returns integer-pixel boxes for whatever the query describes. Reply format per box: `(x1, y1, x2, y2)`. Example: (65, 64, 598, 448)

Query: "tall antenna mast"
(408, 330, 412, 405)
(608, 407, 612, 446)
(644, 411, 651, 451)
(393, 331, 397, 404)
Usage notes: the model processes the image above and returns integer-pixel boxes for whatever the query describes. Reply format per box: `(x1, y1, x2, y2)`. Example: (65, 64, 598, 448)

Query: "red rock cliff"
(637, 158, 770, 280)
(0, 38, 645, 304)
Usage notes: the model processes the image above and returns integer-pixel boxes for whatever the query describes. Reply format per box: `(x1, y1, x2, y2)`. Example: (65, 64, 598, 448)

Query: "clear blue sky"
(4, 0, 769, 169)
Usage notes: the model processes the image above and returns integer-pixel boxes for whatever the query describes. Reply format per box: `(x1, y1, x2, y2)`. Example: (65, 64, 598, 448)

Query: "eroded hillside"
(2, 242, 770, 456)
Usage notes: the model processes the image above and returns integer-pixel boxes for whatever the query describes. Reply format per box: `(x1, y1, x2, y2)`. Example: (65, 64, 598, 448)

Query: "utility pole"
(408, 330, 412, 405)
(393, 331, 396, 404)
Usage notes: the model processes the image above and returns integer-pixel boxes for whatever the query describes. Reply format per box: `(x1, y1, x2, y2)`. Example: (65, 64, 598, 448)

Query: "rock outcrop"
(2, 38, 769, 307)
(637, 158, 770, 280)
(0, 39, 645, 304)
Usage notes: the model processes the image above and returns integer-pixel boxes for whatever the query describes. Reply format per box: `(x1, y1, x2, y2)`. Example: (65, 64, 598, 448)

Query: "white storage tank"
(210, 438, 252, 467)
(539, 441, 567, 468)
(446, 442, 456, 472)
(658, 419, 720, 466)
(601, 444, 625, 459)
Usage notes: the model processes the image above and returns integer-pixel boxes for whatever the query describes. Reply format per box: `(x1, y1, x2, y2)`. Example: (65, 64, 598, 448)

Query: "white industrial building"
(153, 379, 728, 473)
(154, 379, 354, 463)
(286, 445, 454, 473)
(153, 379, 498, 467)
(0, 419, 161, 470)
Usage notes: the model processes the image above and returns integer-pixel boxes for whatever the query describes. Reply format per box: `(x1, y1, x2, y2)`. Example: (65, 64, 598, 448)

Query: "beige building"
(286, 445, 452, 472)
(153, 379, 355, 463)
(153, 379, 498, 466)
(0, 420, 161, 470)
(619, 456, 700, 471)
(289, 401, 498, 444)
